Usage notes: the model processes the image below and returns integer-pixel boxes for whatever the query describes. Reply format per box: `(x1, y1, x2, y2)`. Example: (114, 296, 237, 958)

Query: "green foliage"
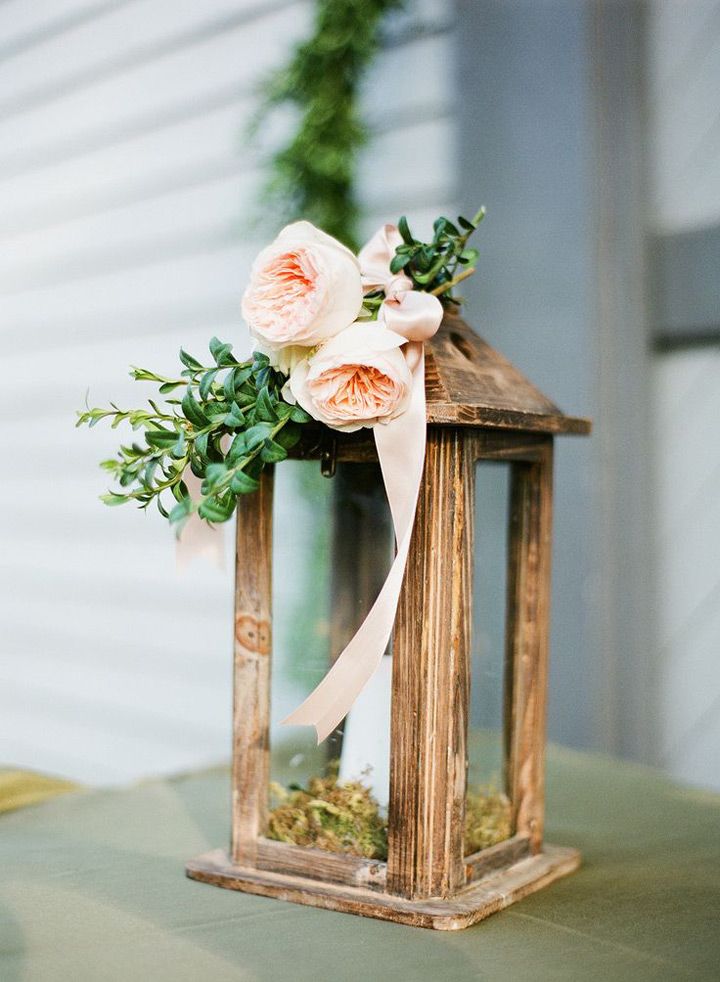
(256, 0, 405, 249)
(77, 339, 312, 533)
(389, 206, 486, 302)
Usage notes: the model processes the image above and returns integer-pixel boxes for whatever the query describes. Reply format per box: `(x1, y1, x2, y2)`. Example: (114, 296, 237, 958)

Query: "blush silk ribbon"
(282, 225, 443, 742)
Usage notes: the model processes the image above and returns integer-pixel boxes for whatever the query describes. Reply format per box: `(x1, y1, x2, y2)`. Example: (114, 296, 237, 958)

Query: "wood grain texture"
(387, 428, 473, 900)
(186, 843, 580, 930)
(464, 834, 530, 883)
(503, 445, 554, 851)
(424, 313, 591, 434)
(230, 468, 274, 866)
(255, 837, 387, 890)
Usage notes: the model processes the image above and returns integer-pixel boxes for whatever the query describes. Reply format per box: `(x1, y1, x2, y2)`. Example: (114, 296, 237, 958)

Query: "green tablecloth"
(1, 746, 718, 982)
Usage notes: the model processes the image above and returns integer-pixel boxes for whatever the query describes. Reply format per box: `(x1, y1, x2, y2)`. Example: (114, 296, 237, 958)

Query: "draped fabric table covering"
(1, 744, 718, 982)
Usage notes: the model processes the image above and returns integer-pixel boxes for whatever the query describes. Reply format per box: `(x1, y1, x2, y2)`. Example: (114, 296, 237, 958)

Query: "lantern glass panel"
(268, 459, 393, 856)
(466, 460, 512, 854)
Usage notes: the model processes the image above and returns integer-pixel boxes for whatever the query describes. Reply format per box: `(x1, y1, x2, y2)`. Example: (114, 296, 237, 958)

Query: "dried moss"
(464, 786, 512, 854)
(267, 775, 388, 860)
(267, 776, 511, 860)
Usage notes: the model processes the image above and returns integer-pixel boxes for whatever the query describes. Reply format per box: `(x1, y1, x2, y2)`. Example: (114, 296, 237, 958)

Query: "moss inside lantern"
(267, 774, 388, 860)
(267, 773, 511, 860)
(464, 786, 512, 854)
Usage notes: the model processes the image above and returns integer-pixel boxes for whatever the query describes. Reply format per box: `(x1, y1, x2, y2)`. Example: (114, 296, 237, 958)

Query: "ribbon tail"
(282, 344, 426, 742)
(175, 471, 226, 571)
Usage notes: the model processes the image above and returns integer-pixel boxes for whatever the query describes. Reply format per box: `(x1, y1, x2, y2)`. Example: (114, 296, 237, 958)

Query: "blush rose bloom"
(242, 221, 363, 350)
(285, 322, 413, 433)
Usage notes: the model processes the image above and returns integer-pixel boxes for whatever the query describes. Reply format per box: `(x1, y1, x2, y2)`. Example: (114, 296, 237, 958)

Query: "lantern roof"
(425, 311, 591, 435)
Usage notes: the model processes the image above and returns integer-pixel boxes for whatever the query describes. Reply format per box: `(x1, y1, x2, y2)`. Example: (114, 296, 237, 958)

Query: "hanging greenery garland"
(256, 0, 405, 251)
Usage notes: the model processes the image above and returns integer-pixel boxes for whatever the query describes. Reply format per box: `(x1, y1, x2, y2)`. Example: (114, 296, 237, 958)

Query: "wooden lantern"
(187, 311, 591, 930)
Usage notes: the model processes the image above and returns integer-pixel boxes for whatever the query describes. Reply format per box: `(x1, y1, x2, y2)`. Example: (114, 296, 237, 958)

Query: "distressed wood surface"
(503, 444, 554, 851)
(464, 834, 531, 882)
(255, 838, 386, 891)
(387, 428, 473, 900)
(186, 844, 580, 931)
(230, 468, 274, 866)
(425, 313, 591, 434)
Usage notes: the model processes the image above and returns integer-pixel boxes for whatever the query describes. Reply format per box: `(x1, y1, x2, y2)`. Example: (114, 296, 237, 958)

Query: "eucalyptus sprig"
(77, 338, 311, 532)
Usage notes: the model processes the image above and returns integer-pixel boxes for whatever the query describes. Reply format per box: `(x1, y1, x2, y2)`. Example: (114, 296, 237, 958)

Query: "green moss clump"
(267, 776, 511, 861)
(464, 786, 512, 854)
(267, 775, 388, 860)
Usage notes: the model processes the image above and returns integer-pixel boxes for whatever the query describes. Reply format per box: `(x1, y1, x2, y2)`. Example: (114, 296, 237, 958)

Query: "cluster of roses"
(241, 221, 444, 433)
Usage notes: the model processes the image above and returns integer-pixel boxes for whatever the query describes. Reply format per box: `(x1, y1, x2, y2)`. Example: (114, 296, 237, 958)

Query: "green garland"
(257, 0, 405, 250)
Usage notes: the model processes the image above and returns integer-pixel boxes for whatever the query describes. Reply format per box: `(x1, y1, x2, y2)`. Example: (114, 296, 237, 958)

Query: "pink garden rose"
(242, 221, 363, 350)
(285, 322, 413, 433)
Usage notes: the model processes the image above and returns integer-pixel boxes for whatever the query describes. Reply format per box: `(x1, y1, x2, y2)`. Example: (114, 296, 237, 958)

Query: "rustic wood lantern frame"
(187, 313, 591, 930)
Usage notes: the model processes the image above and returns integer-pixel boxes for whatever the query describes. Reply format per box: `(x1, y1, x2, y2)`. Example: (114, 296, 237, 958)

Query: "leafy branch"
(77, 338, 311, 532)
(388, 206, 486, 303)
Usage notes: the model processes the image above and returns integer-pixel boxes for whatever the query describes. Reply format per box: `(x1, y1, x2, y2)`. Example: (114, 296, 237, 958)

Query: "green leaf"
(181, 388, 210, 427)
(289, 404, 312, 424)
(158, 381, 183, 394)
(203, 400, 230, 418)
(255, 386, 276, 422)
(226, 432, 248, 463)
(145, 428, 179, 448)
(199, 368, 219, 400)
(100, 493, 129, 506)
(273, 401, 292, 420)
(203, 462, 227, 489)
(209, 337, 236, 367)
(398, 215, 414, 245)
(260, 438, 288, 463)
(169, 496, 193, 529)
(170, 431, 186, 459)
(230, 469, 260, 494)
(389, 253, 411, 274)
(224, 402, 246, 429)
(199, 494, 236, 522)
(245, 422, 274, 451)
(179, 349, 203, 371)
(275, 422, 301, 450)
(195, 432, 210, 461)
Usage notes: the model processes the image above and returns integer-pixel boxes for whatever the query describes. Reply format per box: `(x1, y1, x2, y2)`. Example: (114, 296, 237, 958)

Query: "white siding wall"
(648, 0, 720, 790)
(0, 0, 455, 785)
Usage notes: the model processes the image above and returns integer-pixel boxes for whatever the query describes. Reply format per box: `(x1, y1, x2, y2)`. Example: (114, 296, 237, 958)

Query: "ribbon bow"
(282, 226, 443, 741)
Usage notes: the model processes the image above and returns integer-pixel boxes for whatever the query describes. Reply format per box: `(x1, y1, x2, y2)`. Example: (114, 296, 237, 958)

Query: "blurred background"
(0, 0, 718, 797)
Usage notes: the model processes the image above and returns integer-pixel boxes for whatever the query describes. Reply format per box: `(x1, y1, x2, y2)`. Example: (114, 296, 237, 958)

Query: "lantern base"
(186, 843, 580, 931)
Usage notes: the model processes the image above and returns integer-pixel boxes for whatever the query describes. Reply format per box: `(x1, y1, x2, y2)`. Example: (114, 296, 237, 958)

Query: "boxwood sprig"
(77, 337, 311, 532)
(390, 206, 485, 301)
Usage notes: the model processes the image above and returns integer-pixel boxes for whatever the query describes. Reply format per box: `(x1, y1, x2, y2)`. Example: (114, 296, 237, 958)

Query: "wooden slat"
(386, 428, 472, 899)
(503, 444, 554, 851)
(231, 469, 273, 865)
(187, 843, 580, 930)
(255, 838, 386, 891)
(464, 834, 530, 882)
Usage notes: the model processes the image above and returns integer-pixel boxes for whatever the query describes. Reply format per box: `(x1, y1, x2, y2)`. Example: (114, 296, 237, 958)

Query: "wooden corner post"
(230, 467, 274, 866)
(387, 428, 473, 899)
(504, 440, 553, 853)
